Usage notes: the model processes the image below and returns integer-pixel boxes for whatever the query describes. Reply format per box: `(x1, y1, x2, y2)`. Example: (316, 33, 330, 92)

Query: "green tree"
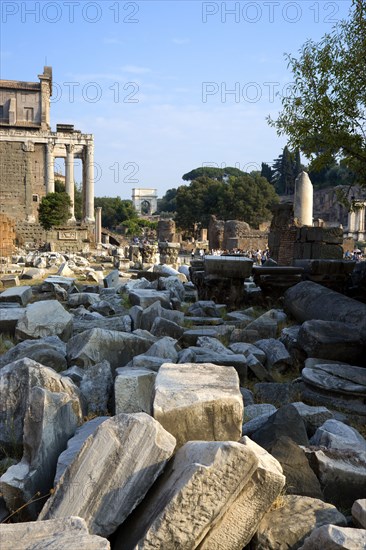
(268, 0, 366, 183)
(182, 166, 245, 182)
(157, 188, 177, 213)
(175, 174, 278, 232)
(272, 146, 299, 194)
(38, 192, 72, 230)
(260, 162, 275, 185)
(94, 197, 138, 229)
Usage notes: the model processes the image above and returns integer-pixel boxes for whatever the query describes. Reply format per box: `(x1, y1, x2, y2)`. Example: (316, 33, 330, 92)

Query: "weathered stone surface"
(310, 419, 366, 452)
(57, 262, 75, 277)
(89, 300, 115, 316)
(16, 300, 73, 342)
(21, 267, 46, 280)
(0, 358, 82, 453)
(254, 381, 304, 407)
(129, 304, 143, 330)
(39, 413, 176, 536)
(114, 439, 284, 550)
(268, 436, 324, 499)
(68, 293, 100, 308)
(291, 402, 334, 437)
(180, 327, 220, 346)
(301, 362, 366, 418)
(197, 335, 233, 354)
(0, 516, 110, 550)
(41, 276, 75, 291)
(150, 316, 185, 339)
(72, 314, 132, 334)
(66, 328, 152, 373)
(255, 338, 292, 371)
(199, 437, 285, 550)
(0, 336, 67, 371)
(305, 447, 366, 509)
(302, 363, 366, 395)
(0, 285, 32, 306)
(158, 275, 185, 301)
(0, 386, 81, 519)
(298, 524, 366, 550)
(251, 404, 309, 449)
(297, 319, 364, 364)
(245, 403, 277, 420)
(54, 417, 109, 484)
(243, 412, 278, 437)
(144, 336, 179, 362)
(252, 495, 347, 550)
(186, 300, 222, 318)
(0, 306, 25, 334)
(153, 362, 243, 448)
(229, 341, 267, 362)
(128, 289, 171, 309)
(114, 368, 156, 414)
(103, 269, 120, 288)
(284, 281, 366, 339)
(352, 498, 366, 528)
(131, 355, 166, 371)
(79, 360, 113, 415)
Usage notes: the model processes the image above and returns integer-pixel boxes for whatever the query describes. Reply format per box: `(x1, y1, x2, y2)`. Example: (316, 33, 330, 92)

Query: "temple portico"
(347, 200, 366, 241)
(0, 126, 95, 224)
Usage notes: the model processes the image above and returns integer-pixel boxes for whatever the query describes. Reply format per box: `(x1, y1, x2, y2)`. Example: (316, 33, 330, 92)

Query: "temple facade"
(0, 67, 95, 225)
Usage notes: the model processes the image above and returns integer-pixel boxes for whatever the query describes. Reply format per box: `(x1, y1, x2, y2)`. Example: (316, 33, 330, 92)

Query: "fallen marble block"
(113, 438, 285, 550)
(153, 362, 243, 448)
(0, 516, 110, 550)
(298, 524, 366, 550)
(38, 413, 176, 537)
(16, 300, 73, 341)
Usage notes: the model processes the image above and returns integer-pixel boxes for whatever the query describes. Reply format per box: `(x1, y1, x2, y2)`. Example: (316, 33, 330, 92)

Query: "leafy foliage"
(157, 188, 178, 213)
(268, 0, 366, 183)
(175, 173, 278, 232)
(38, 192, 72, 230)
(272, 146, 303, 195)
(182, 166, 246, 182)
(94, 197, 138, 230)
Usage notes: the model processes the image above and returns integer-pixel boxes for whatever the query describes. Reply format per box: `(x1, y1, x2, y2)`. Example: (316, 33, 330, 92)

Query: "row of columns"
(348, 202, 366, 234)
(45, 141, 95, 223)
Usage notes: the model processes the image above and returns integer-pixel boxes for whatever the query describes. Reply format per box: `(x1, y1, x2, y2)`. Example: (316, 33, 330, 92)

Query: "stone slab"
(0, 285, 32, 306)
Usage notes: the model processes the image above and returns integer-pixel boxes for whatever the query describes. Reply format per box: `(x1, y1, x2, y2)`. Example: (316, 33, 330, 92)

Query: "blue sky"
(1, 0, 352, 199)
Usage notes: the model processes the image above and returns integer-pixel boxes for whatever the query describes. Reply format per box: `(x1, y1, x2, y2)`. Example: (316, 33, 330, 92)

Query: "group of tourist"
(344, 249, 364, 261)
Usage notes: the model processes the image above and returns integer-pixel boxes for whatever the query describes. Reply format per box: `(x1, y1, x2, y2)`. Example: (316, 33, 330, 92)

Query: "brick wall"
(0, 214, 16, 257)
(0, 140, 46, 222)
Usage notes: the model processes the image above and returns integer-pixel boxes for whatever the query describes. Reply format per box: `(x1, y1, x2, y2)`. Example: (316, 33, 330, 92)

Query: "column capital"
(66, 143, 75, 153)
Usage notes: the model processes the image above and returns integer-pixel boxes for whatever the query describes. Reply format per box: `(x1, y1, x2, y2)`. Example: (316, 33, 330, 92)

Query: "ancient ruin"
(0, 67, 95, 252)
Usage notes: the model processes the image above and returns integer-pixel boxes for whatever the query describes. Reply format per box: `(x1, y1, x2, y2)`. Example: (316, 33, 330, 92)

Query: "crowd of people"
(344, 249, 364, 261)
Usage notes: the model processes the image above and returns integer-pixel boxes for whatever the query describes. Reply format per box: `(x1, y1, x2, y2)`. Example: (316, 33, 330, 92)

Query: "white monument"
(132, 188, 158, 215)
(294, 171, 313, 226)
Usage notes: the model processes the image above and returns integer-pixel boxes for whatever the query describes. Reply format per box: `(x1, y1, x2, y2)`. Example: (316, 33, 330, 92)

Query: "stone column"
(348, 210, 356, 233)
(83, 142, 95, 223)
(294, 171, 313, 226)
(65, 144, 75, 222)
(95, 206, 102, 245)
(46, 143, 55, 194)
(358, 204, 366, 233)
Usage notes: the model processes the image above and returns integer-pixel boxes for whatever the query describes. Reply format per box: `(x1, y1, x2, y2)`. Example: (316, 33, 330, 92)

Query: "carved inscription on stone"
(58, 230, 77, 241)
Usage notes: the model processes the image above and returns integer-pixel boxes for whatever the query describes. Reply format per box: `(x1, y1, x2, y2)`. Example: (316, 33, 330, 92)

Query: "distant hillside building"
(0, 67, 95, 226)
